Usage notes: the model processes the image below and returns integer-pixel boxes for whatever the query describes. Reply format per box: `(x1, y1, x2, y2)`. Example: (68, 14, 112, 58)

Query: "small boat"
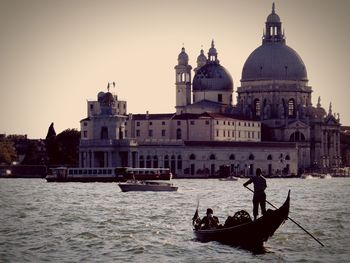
(118, 180, 178, 192)
(300, 173, 314, 179)
(320, 173, 332, 179)
(192, 191, 290, 249)
(219, 176, 238, 181)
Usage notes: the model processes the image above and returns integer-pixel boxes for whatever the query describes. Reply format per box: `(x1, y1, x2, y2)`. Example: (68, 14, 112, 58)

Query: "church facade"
(79, 4, 340, 177)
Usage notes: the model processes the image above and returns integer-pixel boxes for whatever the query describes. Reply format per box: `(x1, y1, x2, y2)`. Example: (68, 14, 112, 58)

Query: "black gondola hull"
(193, 191, 290, 248)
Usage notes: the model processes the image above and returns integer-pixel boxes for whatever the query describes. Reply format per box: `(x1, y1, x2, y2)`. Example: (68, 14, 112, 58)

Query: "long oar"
(245, 186, 324, 247)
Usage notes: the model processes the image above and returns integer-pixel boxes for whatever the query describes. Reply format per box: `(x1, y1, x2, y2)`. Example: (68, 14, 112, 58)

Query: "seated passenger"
(198, 208, 219, 230)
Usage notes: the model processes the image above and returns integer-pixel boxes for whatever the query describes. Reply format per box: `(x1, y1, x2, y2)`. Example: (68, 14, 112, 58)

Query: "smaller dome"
(98, 92, 105, 101)
(193, 63, 233, 91)
(102, 92, 115, 105)
(178, 47, 189, 65)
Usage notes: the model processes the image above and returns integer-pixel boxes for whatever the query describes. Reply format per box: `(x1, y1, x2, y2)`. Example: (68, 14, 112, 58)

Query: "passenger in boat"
(198, 208, 220, 230)
(243, 168, 267, 221)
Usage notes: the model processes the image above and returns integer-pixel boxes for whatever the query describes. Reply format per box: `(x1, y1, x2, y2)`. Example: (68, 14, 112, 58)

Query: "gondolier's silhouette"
(243, 168, 267, 220)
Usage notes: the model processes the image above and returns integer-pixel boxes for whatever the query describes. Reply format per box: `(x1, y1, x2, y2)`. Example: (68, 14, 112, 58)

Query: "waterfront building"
(79, 4, 341, 177)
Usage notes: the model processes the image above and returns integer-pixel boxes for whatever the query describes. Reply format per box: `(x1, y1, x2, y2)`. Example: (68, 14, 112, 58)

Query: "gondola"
(192, 190, 290, 249)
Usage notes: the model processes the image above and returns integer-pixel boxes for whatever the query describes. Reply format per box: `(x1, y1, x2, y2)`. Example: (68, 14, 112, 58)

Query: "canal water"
(0, 178, 349, 262)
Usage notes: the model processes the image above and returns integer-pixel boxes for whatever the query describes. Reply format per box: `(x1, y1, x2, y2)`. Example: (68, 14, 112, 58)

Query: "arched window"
(189, 154, 196, 160)
(254, 99, 261, 117)
(249, 154, 255, 160)
(139, 155, 144, 168)
(176, 128, 182, 139)
(177, 155, 182, 170)
(153, 155, 158, 168)
(267, 154, 272, 160)
(210, 154, 216, 160)
(288, 99, 295, 116)
(171, 155, 176, 174)
(146, 155, 152, 168)
(285, 155, 290, 161)
(164, 155, 169, 168)
(100, 126, 108, 139)
(229, 154, 235, 160)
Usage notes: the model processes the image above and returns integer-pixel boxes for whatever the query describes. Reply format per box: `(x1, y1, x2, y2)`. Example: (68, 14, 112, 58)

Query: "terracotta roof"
(130, 113, 175, 120)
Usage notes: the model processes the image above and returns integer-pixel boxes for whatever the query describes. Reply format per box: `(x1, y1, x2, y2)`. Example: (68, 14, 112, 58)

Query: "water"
(0, 178, 349, 263)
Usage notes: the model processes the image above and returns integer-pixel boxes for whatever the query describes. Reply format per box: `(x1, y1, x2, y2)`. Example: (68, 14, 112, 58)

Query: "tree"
(56, 129, 81, 165)
(0, 138, 17, 165)
(21, 141, 40, 165)
(45, 122, 59, 165)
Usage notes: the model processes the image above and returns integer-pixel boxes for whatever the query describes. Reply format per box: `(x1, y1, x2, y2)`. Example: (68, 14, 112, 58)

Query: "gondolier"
(243, 168, 267, 221)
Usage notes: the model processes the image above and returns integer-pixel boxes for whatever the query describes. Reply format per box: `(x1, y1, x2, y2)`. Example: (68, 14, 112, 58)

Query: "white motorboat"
(118, 180, 178, 192)
(219, 176, 238, 181)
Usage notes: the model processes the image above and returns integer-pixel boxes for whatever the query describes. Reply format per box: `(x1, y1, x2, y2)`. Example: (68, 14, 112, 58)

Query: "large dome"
(241, 42, 308, 82)
(193, 63, 233, 91)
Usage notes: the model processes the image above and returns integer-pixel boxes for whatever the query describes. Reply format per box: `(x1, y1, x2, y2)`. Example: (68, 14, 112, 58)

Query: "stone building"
(79, 4, 341, 177)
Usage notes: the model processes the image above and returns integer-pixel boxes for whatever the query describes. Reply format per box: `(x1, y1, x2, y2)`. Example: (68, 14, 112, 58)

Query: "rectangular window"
(136, 130, 140, 137)
(177, 121, 181, 126)
(83, 131, 87, 138)
(137, 122, 140, 127)
(149, 130, 153, 137)
(223, 130, 226, 137)
(252, 132, 254, 138)
(149, 121, 153, 125)
(90, 104, 94, 110)
(223, 121, 226, 125)
(218, 94, 222, 102)
(190, 120, 195, 125)
(125, 131, 128, 137)
(162, 121, 165, 125)
(217, 121, 219, 125)
(239, 131, 241, 137)
(205, 120, 209, 125)
(84, 122, 87, 126)
(216, 130, 219, 137)
(162, 130, 166, 136)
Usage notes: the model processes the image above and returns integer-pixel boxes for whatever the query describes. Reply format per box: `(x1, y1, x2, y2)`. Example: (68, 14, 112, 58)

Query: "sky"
(0, 0, 349, 139)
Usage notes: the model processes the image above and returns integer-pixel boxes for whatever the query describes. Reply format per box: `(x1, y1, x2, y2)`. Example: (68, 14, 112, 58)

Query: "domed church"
(79, 4, 341, 177)
(236, 3, 341, 171)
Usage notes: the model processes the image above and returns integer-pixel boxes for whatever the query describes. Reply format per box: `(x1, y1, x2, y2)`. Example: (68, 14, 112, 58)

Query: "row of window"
(254, 98, 297, 117)
(134, 120, 260, 127)
(215, 130, 260, 139)
(138, 153, 290, 162)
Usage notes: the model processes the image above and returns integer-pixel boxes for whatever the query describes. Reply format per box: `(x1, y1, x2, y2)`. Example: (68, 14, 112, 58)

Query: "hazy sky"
(1, 0, 349, 138)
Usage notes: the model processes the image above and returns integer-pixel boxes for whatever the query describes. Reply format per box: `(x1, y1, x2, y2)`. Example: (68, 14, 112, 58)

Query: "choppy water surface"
(0, 178, 349, 262)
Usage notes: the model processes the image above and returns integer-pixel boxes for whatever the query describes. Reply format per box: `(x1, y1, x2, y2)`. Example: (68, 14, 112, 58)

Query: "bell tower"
(175, 47, 192, 114)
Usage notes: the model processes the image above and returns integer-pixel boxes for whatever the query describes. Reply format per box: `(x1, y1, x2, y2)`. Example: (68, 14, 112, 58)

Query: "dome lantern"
(263, 3, 285, 44)
(208, 40, 219, 63)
